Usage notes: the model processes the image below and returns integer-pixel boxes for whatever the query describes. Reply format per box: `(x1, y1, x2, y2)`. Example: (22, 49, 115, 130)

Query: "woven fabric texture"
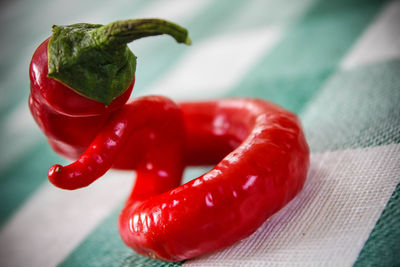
(0, 0, 399, 266)
(186, 145, 400, 266)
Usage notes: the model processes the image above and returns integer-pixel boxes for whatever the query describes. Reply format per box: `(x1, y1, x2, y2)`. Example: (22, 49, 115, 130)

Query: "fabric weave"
(0, 0, 399, 266)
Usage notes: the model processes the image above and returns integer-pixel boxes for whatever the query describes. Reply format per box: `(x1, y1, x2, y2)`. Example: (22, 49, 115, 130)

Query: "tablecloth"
(0, 0, 399, 266)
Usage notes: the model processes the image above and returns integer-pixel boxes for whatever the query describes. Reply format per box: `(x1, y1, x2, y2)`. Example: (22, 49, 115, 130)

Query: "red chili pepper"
(29, 19, 190, 160)
(120, 99, 309, 261)
(29, 38, 135, 159)
(29, 18, 309, 262)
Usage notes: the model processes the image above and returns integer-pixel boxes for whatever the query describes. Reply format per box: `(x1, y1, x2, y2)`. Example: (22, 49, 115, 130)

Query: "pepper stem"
(48, 18, 191, 105)
(96, 18, 192, 47)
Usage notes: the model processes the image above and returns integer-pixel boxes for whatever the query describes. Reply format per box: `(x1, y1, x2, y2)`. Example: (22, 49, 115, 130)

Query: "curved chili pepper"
(29, 18, 309, 262)
(46, 98, 309, 261)
(121, 99, 309, 261)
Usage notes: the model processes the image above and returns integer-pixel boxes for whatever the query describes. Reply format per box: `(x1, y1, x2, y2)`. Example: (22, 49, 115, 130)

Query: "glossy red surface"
(29, 39, 133, 158)
(119, 99, 309, 261)
(30, 38, 309, 262)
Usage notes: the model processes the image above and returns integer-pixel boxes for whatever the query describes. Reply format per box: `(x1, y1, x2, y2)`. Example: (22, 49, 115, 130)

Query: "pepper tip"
(48, 164, 67, 189)
(48, 164, 62, 179)
(184, 36, 192, 45)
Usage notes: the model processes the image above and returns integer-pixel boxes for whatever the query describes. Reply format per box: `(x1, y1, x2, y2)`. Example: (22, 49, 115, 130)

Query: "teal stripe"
(299, 59, 400, 266)
(58, 208, 183, 267)
(216, 0, 316, 33)
(0, 142, 65, 227)
(0, 80, 28, 121)
(301, 60, 400, 153)
(354, 182, 400, 267)
(228, 0, 387, 114)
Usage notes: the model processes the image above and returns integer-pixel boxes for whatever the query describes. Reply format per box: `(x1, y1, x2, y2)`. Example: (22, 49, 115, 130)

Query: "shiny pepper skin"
(30, 39, 309, 262)
(29, 38, 134, 160)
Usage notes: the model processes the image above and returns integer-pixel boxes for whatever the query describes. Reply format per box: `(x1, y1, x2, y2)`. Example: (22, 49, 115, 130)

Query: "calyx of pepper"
(48, 19, 191, 105)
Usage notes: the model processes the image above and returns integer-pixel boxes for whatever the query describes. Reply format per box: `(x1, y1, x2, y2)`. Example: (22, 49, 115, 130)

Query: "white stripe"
(125, 0, 212, 56)
(0, 170, 133, 267)
(142, 26, 281, 100)
(0, 102, 42, 172)
(183, 166, 213, 184)
(341, 0, 400, 70)
(139, 0, 211, 22)
(185, 144, 400, 266)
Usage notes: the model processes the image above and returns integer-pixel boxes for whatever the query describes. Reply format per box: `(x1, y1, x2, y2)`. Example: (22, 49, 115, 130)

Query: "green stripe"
(0, 141, 65, 227)
(228, 0, 387, 114)
(0, 79, 29, 121)
(354, 182, 400, 267)
(58, 207, 183, 267)
(301, 60, 400, 153)
(216, 0, 316, 33)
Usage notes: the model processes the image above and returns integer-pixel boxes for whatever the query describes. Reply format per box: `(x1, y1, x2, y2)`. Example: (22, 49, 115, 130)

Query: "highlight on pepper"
(28, 17, 310, 262)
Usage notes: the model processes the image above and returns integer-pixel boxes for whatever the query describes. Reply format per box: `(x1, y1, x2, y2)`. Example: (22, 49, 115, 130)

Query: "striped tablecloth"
(1, 0, 399, 266)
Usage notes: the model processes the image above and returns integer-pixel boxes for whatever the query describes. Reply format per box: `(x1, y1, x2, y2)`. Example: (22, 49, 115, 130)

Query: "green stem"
(48, 18, 191, 105)
(96, 18, 192, 47)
